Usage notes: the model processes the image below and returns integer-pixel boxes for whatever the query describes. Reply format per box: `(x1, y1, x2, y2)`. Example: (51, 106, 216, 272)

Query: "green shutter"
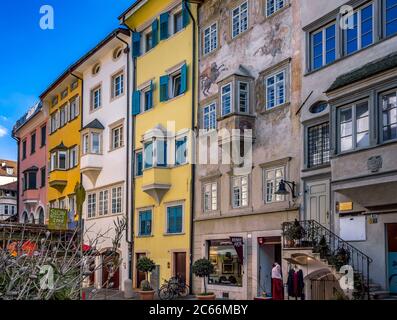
(132, 90, 141, 115)
(152, 19, 159, 48)
(180, 63, 188, 94)
(160, 12, 169, 40)
(148, 81, 154, 108)
(159, 75, 169, 102)
(132, 32, 141, 58)
(182, 2, 190, 28)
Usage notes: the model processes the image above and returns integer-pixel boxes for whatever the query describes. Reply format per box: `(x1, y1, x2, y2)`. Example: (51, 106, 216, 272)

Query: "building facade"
(0, 160, 17, 186)
(40, 72, 82, 226)
(295, 0, 397, 298)
(0, 182, 17, 222)
(193, 0, 302, 299)
(13, 102, 48, 224)
(75, 28, 131, 290)
(121, 0, 198, 289)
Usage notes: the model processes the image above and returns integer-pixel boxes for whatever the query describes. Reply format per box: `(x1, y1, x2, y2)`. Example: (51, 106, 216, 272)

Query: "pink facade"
(13, 103, 48, 224)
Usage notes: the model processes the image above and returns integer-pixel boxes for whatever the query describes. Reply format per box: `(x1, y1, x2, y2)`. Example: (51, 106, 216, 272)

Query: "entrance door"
(174, 252, 187, 283)
(306, 180, 330, 227)
(136, 253, 146, 288)
(102, 251, 120, 289)
(387, 224, 397, 294)
(258, 238, 281, 296)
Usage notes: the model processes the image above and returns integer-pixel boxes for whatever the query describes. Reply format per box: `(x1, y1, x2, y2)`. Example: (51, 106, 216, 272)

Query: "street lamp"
(275, 180, 297, 198)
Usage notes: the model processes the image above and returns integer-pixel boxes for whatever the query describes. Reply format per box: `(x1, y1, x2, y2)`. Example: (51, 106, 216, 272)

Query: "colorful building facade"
(120, 0, 198, 289)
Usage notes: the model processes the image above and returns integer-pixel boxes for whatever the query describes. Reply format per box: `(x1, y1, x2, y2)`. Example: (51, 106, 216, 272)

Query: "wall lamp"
(275, 180, 297, 198)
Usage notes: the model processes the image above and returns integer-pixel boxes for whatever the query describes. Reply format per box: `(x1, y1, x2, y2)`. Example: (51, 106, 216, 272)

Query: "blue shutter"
(160, 75, 169, 102)
(175, 206, 182, 233)
(132, 32, 141, 58)
(182, 2, 190, 28)
(152, 19, 159, 48)
(180, 63, 188, 94)
(160, 12, 169, 40)
(148, 81, 154, 108)
(136, 152, 143, 176)
(132, 90, 141, 115)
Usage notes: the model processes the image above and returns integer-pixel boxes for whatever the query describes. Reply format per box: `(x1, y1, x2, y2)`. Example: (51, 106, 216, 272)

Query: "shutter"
(75, 96, 80, 116)
(182, 2, 190, 28)
(180, 63, 188, 94)
(160, 12, 169, 40)
(176, 206, 182, 233)
(152, 19, 159, 48)
(159, 75, 169, 102)
(132, 32, 141, 58)
(148, 81, 154, 108)
(132, 90, 141, 115)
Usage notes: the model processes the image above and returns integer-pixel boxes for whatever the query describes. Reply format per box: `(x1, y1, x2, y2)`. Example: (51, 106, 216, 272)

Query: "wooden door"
(306, 180, 330, 227)
(102, 252, 120, 289)
(174, 252, 187, 283)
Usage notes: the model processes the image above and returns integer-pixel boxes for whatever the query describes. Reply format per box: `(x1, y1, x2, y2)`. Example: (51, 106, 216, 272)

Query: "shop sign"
(48, 208, 68, 231)
(338, 202, 353, 212)
(230, 236, 244, 263)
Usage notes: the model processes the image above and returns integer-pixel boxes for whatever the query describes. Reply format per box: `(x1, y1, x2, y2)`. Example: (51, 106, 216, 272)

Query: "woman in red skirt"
(271, 263, 284, 300)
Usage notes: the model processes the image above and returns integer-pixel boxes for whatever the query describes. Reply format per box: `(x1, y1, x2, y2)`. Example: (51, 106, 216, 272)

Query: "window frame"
(87, 193, 97, 218)
(231, 1, 249, 39)
(310, 21, 337, 71)
(30, 131, 36, 155)
(265, 69, 287, 110)
(263, 166, 285, 204)
(111, 125, 124, 151)
(112, 71, 125, 99)
(221, 82, 233, 116)
(98, 190, 109, 216)
(111, 186, 123, 214)
(238, 81, 250, 113)
(135, 150, 144, 177)
(165, 204, 184, 235)
(307, 122, 331, 168)
(266, 0, 286, 17)
(203, 22, 218, 55)
(380, 88, 397, 143)
(138, 209, 153, 236)
(231, 175, 249, 209)
(91, 85, 102, 111)
(203, 102, 217, 130)
(203, 181, 218, 213)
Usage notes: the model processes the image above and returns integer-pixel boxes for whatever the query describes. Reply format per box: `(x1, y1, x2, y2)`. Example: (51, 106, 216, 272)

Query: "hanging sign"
(48, 208, 68, 231)
(230, 236, 244, 263)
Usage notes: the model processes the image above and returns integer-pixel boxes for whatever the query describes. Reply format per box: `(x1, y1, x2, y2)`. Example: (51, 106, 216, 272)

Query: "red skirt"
(272, 278, 284, 300)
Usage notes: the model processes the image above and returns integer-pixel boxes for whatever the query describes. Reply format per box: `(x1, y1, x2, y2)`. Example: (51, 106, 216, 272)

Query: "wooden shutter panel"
(132, 32, 141, 58)
(160, 12, 169, 40)
(159, 75, 169, 102)
(152, 19, 159, 48)
(132, 90, 141, 115)
(182, 2, 190, 28)
(180, 63, 188, 94)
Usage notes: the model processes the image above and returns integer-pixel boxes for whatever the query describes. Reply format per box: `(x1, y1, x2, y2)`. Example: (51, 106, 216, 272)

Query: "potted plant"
(136, 257, 156, 300)
(283, 220, 306, 247)
(192, 258, 216, 300)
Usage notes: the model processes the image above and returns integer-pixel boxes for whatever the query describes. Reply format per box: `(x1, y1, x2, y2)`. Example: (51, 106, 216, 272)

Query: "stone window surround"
(229, 173, 251, 210)
(109, 118, 125, 152)
(231, 0, 250, 39)
(81, 128, 103, 156)
(201, 20, 219, 57)
(263, 0, 291, 19)
(90, 83, 103, 113)
(164, 200, 186, 236)
(136, 206, 154, 238)
(110, 68, 126, 101)
(329, 77, 397, 156)
(201, 177, 220, 214)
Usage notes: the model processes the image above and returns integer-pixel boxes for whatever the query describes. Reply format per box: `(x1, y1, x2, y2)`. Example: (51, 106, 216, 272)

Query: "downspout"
(184, 0, 198, 294)
(115, 32, 133, 280)
(11, 132, 20, 222)
(121, 20, 137, 285)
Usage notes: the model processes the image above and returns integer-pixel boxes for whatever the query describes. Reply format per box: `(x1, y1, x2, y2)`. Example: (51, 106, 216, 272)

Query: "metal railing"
(282, 220, 372, 300)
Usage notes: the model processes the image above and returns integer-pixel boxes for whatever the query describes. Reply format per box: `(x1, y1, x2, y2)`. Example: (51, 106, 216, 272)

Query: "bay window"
(238, 81, 249, 113)
(58, 151, 67, 170)
(381, 90, 397, 141)
(175, 136, 187, 166)
(221, 83, 232, 116)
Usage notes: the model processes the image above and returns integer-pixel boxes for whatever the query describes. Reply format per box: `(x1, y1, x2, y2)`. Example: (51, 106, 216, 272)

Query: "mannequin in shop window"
(287, 265, 304, 300)
(271, 262, 284, 300)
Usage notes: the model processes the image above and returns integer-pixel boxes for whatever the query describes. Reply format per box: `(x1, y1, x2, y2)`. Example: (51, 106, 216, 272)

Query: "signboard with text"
(48, 208, 68, 231)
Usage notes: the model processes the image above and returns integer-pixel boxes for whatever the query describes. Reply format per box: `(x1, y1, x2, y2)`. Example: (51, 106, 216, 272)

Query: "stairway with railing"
(282, 220, 373, 300)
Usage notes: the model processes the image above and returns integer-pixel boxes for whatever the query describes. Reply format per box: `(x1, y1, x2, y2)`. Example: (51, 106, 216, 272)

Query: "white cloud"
(0, 126, 8, 138)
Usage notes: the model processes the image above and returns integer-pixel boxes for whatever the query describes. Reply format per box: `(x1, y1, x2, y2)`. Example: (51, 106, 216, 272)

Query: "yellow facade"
(44, 78, 82, 211)
(125, 0, 197, 288)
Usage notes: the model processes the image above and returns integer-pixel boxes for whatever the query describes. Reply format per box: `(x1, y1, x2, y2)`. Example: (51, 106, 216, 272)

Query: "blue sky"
(0, 0, 135, 160)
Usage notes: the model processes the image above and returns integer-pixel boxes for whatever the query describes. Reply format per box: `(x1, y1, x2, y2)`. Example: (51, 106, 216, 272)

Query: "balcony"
(49, 170, 68, 192)
(23, 189, 39, 204)
(80, 154, 103, 186)
(141, 167, 171, 204)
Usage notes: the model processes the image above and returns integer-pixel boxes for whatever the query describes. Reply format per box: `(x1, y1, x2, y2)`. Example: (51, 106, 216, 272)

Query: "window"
(264, 167, 285, 203)
(52, 96, 58, 106)
(6, 168, 13, 175)
(112, 72, 124, 98)
(69, 195, 76, 214)
(385, 0, 397, 37)
(50, 152, 57, 171)
(310, 101, 328, 114)
(50, 112, 58, 133)
(145, 31, 153, 52)
(69, 97, 79, 120)
(71, 81, 78, 91)
(166, 205, 183, 234)
(204, 182, 217, 212)
(144, 141, 153, 169)
(311, 23, 336, 70)
(156, 140, 167, 167)
(203, 103, 217, 130)
(41, 125, 46, 147)
(381, 91, 397, 141)
(113, 47, 123, 60)
(92, 63, 101, 75)
(339, 101, 369, 152)
(69, 146, 79, 168)
(87, 194, 96, 218)
(160, 64, 187, 102)
(91, 133, 101, 154)
(308, 123, 330, 168)
(112, 186, 122, 214)
(203, 23, 217, 55)
(91, 86, 101, 110)
(83, 134, 89, 155)
(174, 11, 183, 33)
(232, 2, 249, 38)
(111, 126, 123, 150)
(232, 175, 248, 208)
(60, 105, 67, 127)
(143, 86, 153, 111)
(344, 4, 374, 55)
(172, 72, 182, 98)
(30, 132, 36, 154)
(221, 83, 232, 116)
(266, 70, 286, 109)
(58, 151, 67, 170)
(22, 140, 27, 160)
(266, 0, 285, 16)
(135, 151, 143, 176)
(40, 167, 46, 188)
(208, 239, 243, 287)
(25, 171, 37, 190)
(175, 136, 187, 166)
(139, 210, 152, 236)
(238, 82, 249, 113)
(99, 190, 109, 216)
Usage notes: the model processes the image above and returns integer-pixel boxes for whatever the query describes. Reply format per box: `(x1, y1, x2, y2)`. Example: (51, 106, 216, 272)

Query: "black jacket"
(287, 269, 304, 298)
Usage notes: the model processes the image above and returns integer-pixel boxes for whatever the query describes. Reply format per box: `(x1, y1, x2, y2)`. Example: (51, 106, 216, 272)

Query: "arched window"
(310, 101, 328, 114)
(92, 63, 101, 76)
(38, 207, 45, 225)
(29, 213, 35, 224)
(113, 47, 123, 60)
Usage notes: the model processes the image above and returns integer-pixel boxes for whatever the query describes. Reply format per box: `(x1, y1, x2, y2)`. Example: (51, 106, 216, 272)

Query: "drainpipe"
(184, 0, 198, 295)
(121, 20, 137, 291)
(115, 32, 133, 281)
(11, 132, 20, 222)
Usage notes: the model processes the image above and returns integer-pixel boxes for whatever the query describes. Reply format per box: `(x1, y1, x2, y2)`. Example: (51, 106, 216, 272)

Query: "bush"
(192, 259, 215, 295)
(136, 257, 156, 291)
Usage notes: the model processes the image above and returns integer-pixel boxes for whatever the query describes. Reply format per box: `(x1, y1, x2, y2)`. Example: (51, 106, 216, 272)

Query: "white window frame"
(112, 72, 125, 98)
(264, 167, 285, 203)
(232, 1, 249, 39)
(310, 21, 337, 71)
(238, 81, 249, 113)
(203, 182, 218, 212)
(232, 175, 249, 209)
(266, 0, 285, 17)
(170, 70, 183, 99)
(69, 146, 79, 168)
(99, 190, 109, 216)
(111, 186, 123, 214)
(111, 125, 124, 150)
(221, 83, 233, 116)
(58, 151, 68, 170)
(265, 69, 286, 110)
(203, 102, 217, 130)
(69, 96, 79, 120)
(203, 22, 218, 55)
(87, 193, 97, 218)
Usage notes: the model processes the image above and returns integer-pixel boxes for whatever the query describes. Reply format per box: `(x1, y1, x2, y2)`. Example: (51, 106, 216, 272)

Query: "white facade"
(77, 30, 131, 291)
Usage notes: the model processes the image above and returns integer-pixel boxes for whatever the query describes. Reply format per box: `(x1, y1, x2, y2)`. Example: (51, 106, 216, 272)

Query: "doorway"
(136, 253, 146, 288)
(173, 252, 187, 283)
(305, 180, 330, 227)
(387, 223, 397, 294)
(101, 251, 120, 289)
(258, 237, 281, 296)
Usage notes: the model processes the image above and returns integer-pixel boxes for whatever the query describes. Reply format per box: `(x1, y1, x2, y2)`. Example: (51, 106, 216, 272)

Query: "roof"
(118, 0, 145, 21)
(81, 119, 105, 131)
(326, 52, 397, 93)
(50, 142, 68, 153)
(39, 28, 130, 100)
(13, 102, 43, 135)
(0, 160, 17, 177)
(0, 181, 17, 192)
